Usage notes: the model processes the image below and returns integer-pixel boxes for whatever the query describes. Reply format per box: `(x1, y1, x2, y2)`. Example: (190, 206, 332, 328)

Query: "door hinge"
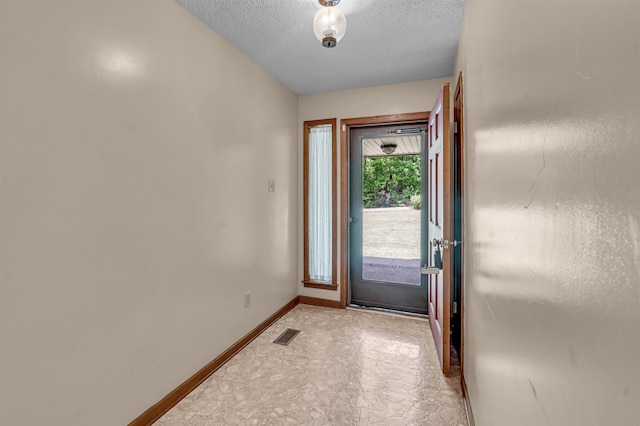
(453, 122, 458, 134)
(453, 301, 458, 314)
(342, 124, 346, 132)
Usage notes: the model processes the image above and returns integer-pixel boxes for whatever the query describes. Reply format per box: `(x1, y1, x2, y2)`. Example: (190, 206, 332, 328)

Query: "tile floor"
(155, 304, 467, 425)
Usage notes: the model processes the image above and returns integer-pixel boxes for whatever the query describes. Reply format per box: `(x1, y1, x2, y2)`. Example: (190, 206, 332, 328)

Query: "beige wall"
(298, 77, 451, 301)
(456, 1, 640, 425)
(0, 1, 298, 425)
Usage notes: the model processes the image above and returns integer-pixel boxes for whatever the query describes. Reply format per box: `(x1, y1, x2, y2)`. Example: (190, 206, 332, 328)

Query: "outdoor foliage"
(362, 155, 421, 208)
(410, 194, 421, 210)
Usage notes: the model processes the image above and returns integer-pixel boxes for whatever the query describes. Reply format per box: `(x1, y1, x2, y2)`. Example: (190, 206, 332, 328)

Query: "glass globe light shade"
(313, 7, 347, 48)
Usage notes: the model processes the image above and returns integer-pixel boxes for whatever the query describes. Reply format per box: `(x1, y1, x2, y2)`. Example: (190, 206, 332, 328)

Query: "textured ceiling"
(176, 0, 466, 95)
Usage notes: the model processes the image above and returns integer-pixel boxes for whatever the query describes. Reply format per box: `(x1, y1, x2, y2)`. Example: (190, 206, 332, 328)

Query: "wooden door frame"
(453, 72, 467, 391)
(338, 112, 430, 309)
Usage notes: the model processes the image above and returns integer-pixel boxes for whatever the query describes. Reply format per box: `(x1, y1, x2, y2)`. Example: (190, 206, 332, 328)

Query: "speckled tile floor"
(155, 304, 467, 426)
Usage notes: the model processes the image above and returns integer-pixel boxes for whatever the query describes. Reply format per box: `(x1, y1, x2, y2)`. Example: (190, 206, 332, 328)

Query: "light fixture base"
(322, 36, 337, 48)
(318, 0, 340, 6)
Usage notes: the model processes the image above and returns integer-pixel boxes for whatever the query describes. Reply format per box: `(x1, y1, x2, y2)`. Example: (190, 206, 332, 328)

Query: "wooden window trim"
(302, 281, 339, 291)
(303, 118, 338, 290)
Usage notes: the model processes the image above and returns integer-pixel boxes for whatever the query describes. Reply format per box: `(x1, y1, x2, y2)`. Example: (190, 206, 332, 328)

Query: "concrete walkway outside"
(362, 256, 420, 285)
(362, 207, 421, 285)
(363, 207, 420, 259)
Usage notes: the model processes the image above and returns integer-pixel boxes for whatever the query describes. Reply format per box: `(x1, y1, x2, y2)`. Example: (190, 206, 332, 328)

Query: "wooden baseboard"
(299, 295, 342, 309)
(129, 296, 300, 426)
(461, 373, 475, 426)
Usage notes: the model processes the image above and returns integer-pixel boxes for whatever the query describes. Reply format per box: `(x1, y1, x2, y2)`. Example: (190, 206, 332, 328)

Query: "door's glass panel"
(361, 136, 421, 286)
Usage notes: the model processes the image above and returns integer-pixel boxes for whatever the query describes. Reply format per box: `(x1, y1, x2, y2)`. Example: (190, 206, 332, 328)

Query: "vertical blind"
(308, 124, 332, 282)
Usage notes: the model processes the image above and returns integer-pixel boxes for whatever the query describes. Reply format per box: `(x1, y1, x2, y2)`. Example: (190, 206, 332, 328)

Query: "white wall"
(0, 1, 298, 425)
(298, 78, 451, 301)
(456, 1, 640, 425)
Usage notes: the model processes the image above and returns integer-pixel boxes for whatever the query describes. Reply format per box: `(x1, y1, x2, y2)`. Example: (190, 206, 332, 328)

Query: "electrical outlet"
(244, 291, 251, 308)
(268, 179, 276, 193)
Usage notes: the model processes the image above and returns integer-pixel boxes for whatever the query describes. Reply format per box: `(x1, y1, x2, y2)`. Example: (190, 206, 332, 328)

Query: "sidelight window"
(303, 119, 337, 289)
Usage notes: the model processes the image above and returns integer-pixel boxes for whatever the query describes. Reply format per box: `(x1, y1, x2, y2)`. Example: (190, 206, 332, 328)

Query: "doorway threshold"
(347, 304, 428, 321)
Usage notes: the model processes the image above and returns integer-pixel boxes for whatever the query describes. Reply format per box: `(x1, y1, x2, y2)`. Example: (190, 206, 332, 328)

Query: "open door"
(427, 83, 451, 375)
(349, 123, 429, 314)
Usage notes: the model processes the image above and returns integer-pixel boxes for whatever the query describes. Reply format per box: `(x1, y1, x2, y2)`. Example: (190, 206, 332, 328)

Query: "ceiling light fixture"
(313, 0, 347, 48)
(380, 143, 398, 155)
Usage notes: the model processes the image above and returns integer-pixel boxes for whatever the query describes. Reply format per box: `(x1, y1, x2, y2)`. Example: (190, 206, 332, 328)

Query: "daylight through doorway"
(362, 154, 422, 286)
(349, 122, 428, 315)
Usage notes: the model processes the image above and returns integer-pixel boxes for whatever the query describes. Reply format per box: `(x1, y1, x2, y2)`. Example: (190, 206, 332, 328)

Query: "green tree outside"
(362, 155, 421, 208)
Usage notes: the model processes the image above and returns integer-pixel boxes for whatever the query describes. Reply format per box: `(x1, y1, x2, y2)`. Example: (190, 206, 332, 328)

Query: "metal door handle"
(420, 266, 441, 275)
